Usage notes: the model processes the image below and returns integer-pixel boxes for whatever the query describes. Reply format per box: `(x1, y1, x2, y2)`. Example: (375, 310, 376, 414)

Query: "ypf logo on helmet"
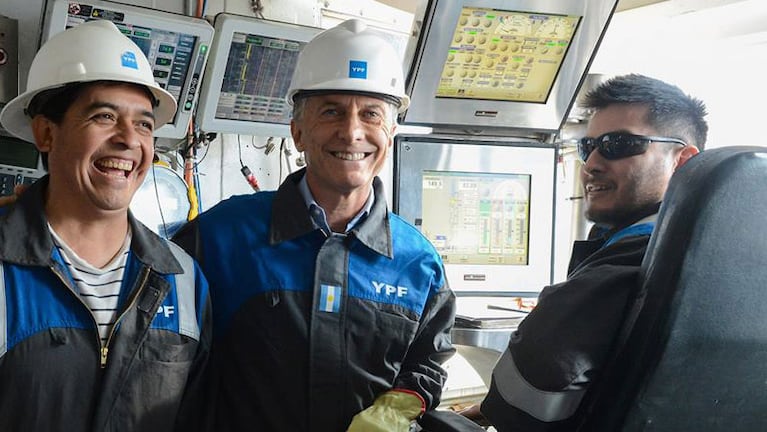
(0, 19, 176, 143)
(286, 18, 410, 112)
(348, 60, 367, 79)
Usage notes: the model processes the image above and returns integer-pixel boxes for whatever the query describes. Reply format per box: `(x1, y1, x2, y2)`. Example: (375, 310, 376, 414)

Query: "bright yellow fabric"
(346, 391, 424, 432)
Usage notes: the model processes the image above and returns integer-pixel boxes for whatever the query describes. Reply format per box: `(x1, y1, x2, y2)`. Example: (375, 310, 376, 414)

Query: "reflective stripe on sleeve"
(167, 242, 200, 341)
(0, 264, 6, 358)
(491, 348, 587, 422)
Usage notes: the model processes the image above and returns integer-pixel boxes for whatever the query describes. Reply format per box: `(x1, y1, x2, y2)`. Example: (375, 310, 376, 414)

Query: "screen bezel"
(195, 13, 322, 137)
(0, 135, 40, 169)
(394, 135, 556, 294)
(0, 134, 46, 182)
(402, 0, 618, 133)
(42, 0, 215, 139)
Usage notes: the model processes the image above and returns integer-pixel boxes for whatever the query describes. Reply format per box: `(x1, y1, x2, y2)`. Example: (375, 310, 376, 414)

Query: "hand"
(457, 404, 491, 427)
(0, 184, 26, 207)
(347, 390, 424, 432)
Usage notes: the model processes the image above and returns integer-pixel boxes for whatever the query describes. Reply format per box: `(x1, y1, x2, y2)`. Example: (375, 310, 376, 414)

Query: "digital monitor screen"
(395, 136, 556, 294)
(196, 14, 322, 136)
(437, 7, 580, 104)
(213, 32, 304, 125)
(421, 170, 531, 266)
(403, 0, 618, 133)
(0, 135, 39, 169)
(43, 0, 214, 139)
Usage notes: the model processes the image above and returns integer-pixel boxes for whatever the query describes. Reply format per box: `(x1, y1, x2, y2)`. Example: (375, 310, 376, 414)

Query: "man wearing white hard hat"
(0, 20, 211, 431)
(173, 19, 456, 432)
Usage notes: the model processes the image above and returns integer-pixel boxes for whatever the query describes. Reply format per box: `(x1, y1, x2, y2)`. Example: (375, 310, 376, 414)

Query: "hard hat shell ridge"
(286, 19, 410, 112)
(0, 19, 177, 143)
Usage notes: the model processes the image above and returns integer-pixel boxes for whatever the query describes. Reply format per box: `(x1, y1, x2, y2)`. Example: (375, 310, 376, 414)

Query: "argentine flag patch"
(319, 284, 342, 313)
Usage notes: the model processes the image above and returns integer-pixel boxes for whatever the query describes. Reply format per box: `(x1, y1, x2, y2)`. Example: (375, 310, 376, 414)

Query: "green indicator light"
(469, 31, 477, 34)
(200, 44, 208, 53)
(486, 15, 495, 19)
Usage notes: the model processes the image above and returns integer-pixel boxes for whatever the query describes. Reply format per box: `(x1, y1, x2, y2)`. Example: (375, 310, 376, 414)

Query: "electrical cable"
(251, 0, 265, 18)
(150, 161, 170, 239)
(183, 121, 199, 220)
(278, 138, 285, 181)
(193, 145, 203, 213)
(192, 137, 212, 167)
(250, 135, 270, 150)
(237, 134, 260, 192)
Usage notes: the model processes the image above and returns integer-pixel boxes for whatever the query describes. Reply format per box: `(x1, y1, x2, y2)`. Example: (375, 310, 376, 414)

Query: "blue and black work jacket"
(0, 177, 211, 432)
(481, 212, 657, 431)
(173, 168, 456, 431)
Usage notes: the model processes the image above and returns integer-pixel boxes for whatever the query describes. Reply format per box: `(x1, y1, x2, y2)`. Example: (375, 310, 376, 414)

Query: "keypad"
(0, 173, 38, 196)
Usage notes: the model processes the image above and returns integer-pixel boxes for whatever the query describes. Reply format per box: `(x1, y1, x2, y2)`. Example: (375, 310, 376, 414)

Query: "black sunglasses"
(578, 133, 687, 162)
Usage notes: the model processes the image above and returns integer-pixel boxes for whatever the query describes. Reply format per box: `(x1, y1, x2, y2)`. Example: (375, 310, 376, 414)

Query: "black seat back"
(582, 146, 767, 431)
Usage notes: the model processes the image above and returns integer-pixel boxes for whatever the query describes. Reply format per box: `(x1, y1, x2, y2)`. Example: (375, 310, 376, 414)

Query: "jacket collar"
(0, 175, 182, 274)
(269, 168, 393, 258)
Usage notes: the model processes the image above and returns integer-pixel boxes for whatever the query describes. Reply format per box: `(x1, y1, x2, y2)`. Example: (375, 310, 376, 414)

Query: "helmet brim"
(0, 81, 177, 144)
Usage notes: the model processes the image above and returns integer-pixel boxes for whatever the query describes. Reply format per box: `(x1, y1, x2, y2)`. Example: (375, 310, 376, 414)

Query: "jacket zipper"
(51, 264, 152, 368)
(100, 267, 151, 367)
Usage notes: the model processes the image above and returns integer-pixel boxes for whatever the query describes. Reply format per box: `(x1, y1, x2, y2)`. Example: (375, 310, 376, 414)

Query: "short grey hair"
(291, 96, 398, 126)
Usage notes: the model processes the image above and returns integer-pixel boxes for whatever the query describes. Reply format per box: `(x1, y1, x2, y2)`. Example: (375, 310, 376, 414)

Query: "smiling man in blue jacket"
(0, 20, 210, 431)
(173, 19, 456, 432)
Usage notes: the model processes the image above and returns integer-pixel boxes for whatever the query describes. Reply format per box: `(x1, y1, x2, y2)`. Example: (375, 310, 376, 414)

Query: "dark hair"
(582, 74, 709, 150)
(25, 81, 157, 169)
(26, 80, 157, 122)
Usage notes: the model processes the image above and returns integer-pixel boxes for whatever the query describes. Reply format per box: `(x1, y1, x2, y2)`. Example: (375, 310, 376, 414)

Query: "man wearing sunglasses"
(464, 74, 708, 431)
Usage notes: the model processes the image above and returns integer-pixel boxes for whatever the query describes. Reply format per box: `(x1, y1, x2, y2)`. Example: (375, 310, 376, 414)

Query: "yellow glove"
(347, 390, 425, 432)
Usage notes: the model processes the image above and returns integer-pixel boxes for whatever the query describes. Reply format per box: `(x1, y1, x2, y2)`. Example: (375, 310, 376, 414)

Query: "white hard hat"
(286, 19, 410, 112)
(0, 19, 176, 143)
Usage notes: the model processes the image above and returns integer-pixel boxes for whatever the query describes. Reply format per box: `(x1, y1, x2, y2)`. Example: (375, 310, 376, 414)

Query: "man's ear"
(675, 145, 700, 169)
(31, 115, 55, 152)
(290, 120, 304, 152)
(387, 123, 397, 148)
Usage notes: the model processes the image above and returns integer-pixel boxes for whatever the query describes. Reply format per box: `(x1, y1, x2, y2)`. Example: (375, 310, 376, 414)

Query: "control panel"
(0, 171, 38, 197)
(0, 134, 44, 196)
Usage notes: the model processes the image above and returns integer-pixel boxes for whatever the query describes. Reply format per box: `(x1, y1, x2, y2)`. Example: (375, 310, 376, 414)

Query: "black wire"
(176, 136, 191, 154)
(237, 134, 245, 167)
(279, 138, 285, 181)
(150, 163, 169, 239)
(193, 140, 211, 168)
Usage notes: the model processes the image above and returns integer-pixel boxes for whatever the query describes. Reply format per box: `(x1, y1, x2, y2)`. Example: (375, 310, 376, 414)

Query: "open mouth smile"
(331, 151, 370, 161)
(95, 158, 134, 178)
